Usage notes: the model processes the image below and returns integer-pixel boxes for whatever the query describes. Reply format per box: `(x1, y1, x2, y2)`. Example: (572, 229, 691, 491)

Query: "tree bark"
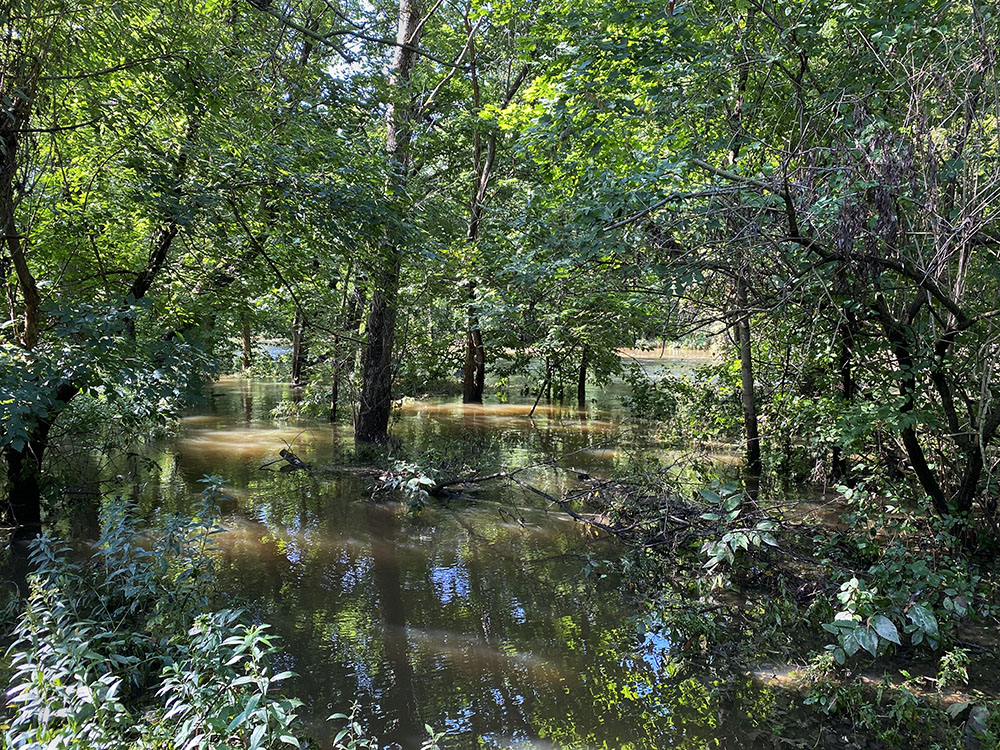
(736, 272, 762, 477)
(241, 313, 253, 371)
(462, 285, 486, 403)
(291, 308, 308, 386)
(0, 46, 42, 349)
(356, 0, 421, 443)
(3, 383, 78, 537)
(577, 344, 588, 408)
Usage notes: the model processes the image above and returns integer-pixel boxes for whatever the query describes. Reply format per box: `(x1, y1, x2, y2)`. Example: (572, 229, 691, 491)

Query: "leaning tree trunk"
(3, 383, 78, 537)
(356, 0, 421, 443)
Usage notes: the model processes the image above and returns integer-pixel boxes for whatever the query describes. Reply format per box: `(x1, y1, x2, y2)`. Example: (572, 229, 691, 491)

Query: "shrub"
(2, 479, 304, 749)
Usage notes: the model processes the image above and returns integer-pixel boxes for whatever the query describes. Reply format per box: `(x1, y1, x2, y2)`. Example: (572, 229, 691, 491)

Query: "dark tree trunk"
(241, 313, 253, 372)
(356, 0, 421, 444)
(0, 48, 42, 349)
(4, 445, 43, 536)
(3, 383, 78, 537)
(736, 274, 762, 477)
(886, 326, 949, 515)
(577, 345, 588, 408)
(291, 309, 308, 386)
(357, 273, 400, 442)
(462, 286, 485, 403)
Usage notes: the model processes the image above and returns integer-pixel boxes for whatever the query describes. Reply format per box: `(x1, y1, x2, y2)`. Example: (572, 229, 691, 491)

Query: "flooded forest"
(3, 0, 1000, 748)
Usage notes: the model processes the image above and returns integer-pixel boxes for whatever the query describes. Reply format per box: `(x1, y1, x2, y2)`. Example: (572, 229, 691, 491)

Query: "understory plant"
(3, 478, 305, 749)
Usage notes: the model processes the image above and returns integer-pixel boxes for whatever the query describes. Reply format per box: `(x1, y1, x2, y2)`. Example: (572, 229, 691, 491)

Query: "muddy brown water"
(48, 357, 784, 748)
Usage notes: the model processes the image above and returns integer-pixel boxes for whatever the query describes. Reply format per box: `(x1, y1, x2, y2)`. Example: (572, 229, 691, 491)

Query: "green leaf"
(946, 701, 971, 718)
(870, 615, 900, 645)
(857, 626, 879, 656)
(842, 629, 861, 657)
(249, 723, 266, 750)
(907, 603, 939, 638)
(698, 489, 721, 504)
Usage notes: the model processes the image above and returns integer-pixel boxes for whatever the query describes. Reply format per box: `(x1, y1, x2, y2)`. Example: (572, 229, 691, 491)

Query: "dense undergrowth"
(605, 367, 1000, 747)
(0, 479, 442, 750)
(361, 359, 1000, 747)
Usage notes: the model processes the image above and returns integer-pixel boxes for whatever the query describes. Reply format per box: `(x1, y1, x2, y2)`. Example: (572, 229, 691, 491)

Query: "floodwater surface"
(134, 369, 761, 749)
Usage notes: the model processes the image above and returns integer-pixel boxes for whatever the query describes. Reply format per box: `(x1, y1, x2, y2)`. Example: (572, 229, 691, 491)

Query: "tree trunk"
(462, 286, 485, 403)
(357, 276, 400, 442)
(459, 42, 530, 405)
(4, 445, 43, 536)
(0, 47, 42, 349)
(333, 275, 366, 422)
(356, 0, 421, 443)
(291, 308, 308, 386)
(736, 274, 762, 477)
(831, 318, 855, 480)
(577, 345, 588, 408)
(241, 313, 253, 372)
(3, 383, 78, 536)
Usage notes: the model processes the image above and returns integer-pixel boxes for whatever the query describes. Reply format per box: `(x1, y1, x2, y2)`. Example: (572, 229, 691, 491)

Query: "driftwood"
(429, 465, 632, 538)
(259, 449, 312, 472)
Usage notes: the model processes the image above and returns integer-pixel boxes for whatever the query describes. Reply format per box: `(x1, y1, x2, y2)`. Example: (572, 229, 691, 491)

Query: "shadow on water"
(38, 366, 782, 748)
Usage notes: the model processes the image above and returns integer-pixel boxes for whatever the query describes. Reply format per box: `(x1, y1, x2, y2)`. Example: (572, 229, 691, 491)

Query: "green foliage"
(697, 482, 778, 575)
(815, 481, 988, 665)
(623, 362, 741, 443)
(374, 460, 437, 511)
(3, 479, 305, 749)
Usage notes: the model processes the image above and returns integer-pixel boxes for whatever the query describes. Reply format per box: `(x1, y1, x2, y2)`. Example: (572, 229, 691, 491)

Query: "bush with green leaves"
(3, 478, 304, 749)
(622, 361, 741, 444)
(815, 481, 989, 665)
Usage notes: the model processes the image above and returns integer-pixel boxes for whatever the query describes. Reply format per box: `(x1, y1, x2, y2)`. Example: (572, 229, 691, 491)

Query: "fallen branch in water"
(259, 449, 312, 472)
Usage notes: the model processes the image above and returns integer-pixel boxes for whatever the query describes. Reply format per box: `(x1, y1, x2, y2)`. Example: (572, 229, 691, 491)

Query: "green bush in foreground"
(3, 481, 305, 749)
(2, 480, 445, 750)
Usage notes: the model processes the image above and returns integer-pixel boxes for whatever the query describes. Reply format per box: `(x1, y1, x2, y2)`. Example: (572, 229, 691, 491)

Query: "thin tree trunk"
(831, 314, 855, 480)
(460, 42, 529, 404)
(356, 0, 421, 443)
(577, 345, 588, 408)
(291, 308, 308, 386)
(0, 48, 42, 349)
(334, 274, 366, 422)
(736, 274, 762, 477)
(241, 313, 253, 372)
(727, 18, 761, 481)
